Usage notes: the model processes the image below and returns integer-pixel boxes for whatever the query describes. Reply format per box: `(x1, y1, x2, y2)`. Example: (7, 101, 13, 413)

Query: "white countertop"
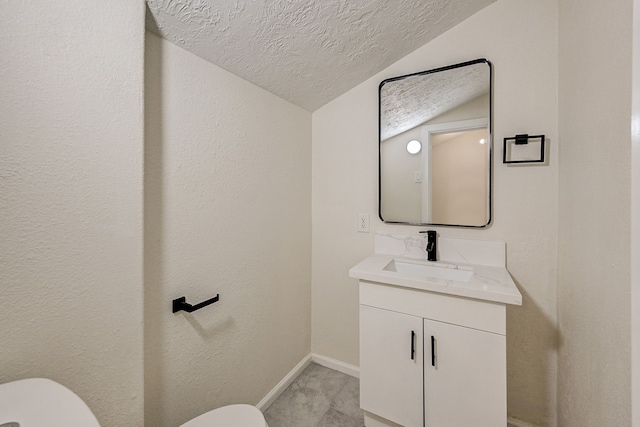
(349, 253, 522, 306)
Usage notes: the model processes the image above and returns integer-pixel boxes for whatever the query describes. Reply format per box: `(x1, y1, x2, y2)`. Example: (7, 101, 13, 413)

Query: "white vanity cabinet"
(359, 281, 507, 427)
(360, 304, 423, 427)
(423, 318, 506, 427)
(350, 235, 522, 427)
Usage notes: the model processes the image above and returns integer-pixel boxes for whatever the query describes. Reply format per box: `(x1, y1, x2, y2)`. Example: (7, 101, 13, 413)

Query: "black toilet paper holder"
(172, 294, 219, 313)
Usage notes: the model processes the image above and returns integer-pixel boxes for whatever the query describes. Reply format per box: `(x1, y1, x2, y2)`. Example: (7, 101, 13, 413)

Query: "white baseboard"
(256, 354, 312, 411)
(256, 353, 360, 411)
(311, 353, 360, 378)
(508, 417, 537, 427)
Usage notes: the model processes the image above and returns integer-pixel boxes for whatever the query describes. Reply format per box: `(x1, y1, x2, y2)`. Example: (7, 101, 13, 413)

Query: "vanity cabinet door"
(424, 319, 506, 427)
(360, 304, 423, 427)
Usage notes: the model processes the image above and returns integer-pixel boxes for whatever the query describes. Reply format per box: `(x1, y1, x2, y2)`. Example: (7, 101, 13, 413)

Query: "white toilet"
(0, 378, 268, 427)
(180, 404, 268, 427)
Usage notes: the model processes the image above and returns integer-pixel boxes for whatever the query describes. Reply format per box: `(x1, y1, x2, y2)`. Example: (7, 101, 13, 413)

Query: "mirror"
(379, 59, 492, 227)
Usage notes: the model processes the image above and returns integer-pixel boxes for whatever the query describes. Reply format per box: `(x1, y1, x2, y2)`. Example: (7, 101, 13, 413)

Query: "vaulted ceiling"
(146, 0, 495, 112)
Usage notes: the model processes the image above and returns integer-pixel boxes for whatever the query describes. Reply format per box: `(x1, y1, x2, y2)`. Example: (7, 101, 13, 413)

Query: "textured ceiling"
(146, 0, 495, 112)
(381, 61, 490, 140)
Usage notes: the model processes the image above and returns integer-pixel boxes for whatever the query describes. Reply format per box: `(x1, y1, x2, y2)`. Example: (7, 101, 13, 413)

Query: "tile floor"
(264, 362, 519, 427)
(263, 362, 364, 427)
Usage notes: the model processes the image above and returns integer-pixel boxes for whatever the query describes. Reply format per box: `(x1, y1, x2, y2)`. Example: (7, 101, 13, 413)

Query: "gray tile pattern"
(317, 408, 365, 427)
(329, 376, 362, 421)
(264, 363, 365, 427)
(264, 363, 520, 427)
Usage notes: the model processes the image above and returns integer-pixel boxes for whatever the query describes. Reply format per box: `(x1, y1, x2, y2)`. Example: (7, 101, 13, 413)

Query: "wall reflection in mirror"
(379, 59, 492, 227)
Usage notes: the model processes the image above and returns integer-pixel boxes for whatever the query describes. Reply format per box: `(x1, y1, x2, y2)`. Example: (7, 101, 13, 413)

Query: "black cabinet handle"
(431, 335, 436, 367)
(411, 330, 416, 360)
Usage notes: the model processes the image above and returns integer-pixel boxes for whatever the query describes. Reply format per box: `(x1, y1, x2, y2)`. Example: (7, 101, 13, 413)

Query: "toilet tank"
(0, 378, 100, 427)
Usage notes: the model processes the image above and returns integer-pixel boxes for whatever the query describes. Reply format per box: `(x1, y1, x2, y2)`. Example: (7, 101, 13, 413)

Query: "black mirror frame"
(378, 58, 493, 228)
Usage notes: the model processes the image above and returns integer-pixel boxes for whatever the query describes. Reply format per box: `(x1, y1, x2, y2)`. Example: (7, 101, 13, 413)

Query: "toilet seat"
(180, 404, 268, 427)
(0, 378, 100, 427)
(0, 378, 267, 427)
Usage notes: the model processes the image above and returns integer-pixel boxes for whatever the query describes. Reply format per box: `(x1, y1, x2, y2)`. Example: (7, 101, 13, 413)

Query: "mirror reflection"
(379, 59, 492, 227)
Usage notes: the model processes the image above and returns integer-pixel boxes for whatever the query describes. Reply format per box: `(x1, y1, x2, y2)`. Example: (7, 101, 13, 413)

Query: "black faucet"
(419, 230, 437, 261)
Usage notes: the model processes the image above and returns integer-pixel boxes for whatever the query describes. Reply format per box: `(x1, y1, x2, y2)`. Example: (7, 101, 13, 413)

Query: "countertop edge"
(349, 254, 523, 306)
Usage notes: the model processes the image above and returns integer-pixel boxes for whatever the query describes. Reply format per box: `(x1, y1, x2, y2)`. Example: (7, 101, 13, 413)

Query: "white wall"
(312, 1, 559, 425)
(632, 0, 640, 424)
(0, 1, 145, 426)
(144, 33, 312, 427)
(380, 127, 423, 222)
(558, 0, 633, 425)
(432, 129, 488, 225)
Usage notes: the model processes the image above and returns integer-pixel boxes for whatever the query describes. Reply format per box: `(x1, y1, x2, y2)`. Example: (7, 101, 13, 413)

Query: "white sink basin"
(349, 236, 522, 305)
(383, 259, 474, 283)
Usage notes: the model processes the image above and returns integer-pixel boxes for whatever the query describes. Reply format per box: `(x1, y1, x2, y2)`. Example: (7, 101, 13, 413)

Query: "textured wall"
(145, 0, 495, 111)
(558, 0, 632, 425)
(144, 33, 312, 427)
(0, 1, 145, 426)
(633, 0, 640, 422)
(312, 0, 559, 425)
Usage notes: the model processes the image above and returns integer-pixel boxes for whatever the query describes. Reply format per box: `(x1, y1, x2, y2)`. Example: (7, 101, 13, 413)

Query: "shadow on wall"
(506, 282, 558, 426)
(143, 32, 165, 426)
(183, 314, 235, 340)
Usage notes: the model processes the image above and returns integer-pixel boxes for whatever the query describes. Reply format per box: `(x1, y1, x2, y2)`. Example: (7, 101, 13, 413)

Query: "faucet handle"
(419, 230, 438, 262)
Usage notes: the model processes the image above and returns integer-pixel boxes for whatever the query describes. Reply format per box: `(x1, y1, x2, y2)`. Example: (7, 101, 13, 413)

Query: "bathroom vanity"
(350, 234, 522, 427)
